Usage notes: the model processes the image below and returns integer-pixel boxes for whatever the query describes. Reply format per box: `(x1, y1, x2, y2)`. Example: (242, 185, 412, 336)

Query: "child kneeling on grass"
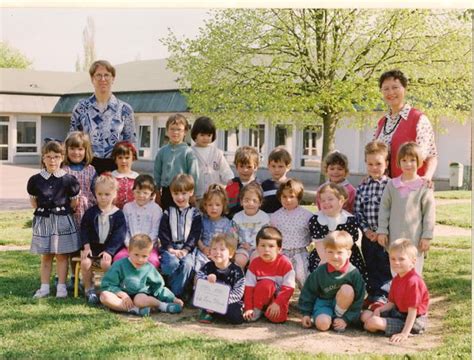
(299, 231, 365, 332)
(243, 225, 295, 323)
(100, 234, 184, 317)
(361, 238, 429, 343)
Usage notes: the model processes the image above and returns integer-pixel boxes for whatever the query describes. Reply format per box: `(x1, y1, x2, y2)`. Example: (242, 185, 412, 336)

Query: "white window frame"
(136, 116, 153, 160)
(0, 115, 11, 162)
(298, 125, 323, 170)
(13, 115, 41, 156)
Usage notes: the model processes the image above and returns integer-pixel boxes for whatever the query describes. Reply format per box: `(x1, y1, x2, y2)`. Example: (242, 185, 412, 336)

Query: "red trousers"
(253, 279, 289, 323)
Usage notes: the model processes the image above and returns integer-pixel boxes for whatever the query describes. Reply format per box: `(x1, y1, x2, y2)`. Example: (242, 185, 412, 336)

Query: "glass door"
(0, 117, 9, 162)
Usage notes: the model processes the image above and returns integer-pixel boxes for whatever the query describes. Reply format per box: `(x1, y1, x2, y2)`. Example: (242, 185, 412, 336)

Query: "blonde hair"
(170, 174, 194, 192)
(396, 142, 423, 169)
(210, 233, 238, 257)
(389, 238, 418, 260)
(89, 60, 116, 78)
(64, 131, 94, 166)
(129, 234, 153, 251)
(234, 146, 259, 168)
(323, 151, 349, 177)
(317, 182, 348, 203)
(323, 231, 353, 250)
(94, 173, 119, 192)
(364, 140, 389, 161)
(277, 178, 304, 202)
(200, 184, 228, 215)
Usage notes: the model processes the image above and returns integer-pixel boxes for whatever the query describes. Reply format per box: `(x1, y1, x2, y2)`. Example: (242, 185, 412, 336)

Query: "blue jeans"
(160, 251, 194, 297)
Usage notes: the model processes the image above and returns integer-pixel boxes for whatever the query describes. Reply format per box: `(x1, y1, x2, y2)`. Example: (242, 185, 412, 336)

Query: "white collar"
(99, 205, 119, 216)
(111, 170, 139, 179)
(40, 169, 66, 179)
(316, 210, 352, 231)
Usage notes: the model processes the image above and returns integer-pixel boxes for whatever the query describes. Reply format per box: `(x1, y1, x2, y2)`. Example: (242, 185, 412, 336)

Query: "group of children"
(27, 113, 433, 343)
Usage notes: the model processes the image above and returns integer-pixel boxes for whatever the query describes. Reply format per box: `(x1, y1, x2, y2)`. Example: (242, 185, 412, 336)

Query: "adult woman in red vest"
(374, 70, 438, 184)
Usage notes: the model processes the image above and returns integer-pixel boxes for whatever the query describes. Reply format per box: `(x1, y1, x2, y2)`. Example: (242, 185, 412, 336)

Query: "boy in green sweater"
(299, 230, 365, 332)
(100, 234, 184, 316)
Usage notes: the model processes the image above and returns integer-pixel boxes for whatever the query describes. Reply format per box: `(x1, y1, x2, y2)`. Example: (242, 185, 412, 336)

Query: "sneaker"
(164, 303, 182, 314)
(139, 307, 151, 317)
(56, 286, 67, 299)
(198, 310, 213, 324)
(86, 289, 99, 305)
(129, 307, 150, 317)
(33, 288, 50, 299)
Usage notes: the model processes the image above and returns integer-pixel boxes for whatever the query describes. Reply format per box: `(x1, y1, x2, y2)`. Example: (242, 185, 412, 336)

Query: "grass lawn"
(0, 204, 471, 360)
(436, 203, 471, 229)
(434, 190, 471, 200)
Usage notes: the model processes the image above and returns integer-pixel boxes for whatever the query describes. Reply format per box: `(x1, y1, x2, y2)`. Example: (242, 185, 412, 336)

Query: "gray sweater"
(378, 178, 435, 247)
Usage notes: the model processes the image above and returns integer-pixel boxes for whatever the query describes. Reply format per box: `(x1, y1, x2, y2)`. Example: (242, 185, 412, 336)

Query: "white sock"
(158, 302, 169, 312)
(40, 284, 50, 293)
(334, 304, 347, 318)
(128, 306, 139, 314)
(57, 284, 67, 291)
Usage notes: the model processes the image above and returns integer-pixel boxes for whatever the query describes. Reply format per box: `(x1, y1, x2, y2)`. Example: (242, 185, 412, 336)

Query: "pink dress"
(112, 170, 139, 209)
(63, 163, 97, 228)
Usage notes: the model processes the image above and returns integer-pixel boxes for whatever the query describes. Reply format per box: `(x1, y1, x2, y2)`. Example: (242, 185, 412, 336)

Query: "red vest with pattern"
(375, 108, 427, 178)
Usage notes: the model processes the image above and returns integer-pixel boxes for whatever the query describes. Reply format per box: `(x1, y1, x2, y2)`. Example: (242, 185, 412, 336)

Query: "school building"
(0, 59, 471, 190)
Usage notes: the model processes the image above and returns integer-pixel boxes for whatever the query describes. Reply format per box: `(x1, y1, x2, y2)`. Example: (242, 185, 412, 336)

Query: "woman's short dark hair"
(191, 116, 217, 142)
(379, 69, 408, 89)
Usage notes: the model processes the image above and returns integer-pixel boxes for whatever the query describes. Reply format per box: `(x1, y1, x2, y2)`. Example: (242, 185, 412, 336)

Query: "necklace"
(382, 114, 401, 136)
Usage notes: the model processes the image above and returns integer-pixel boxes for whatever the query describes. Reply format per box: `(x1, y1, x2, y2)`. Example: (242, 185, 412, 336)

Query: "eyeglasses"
(168, 127, 186, 133)
(381, 85, 402, 93)
(43, 155, 62, 161)
(93, 73, 113, 81)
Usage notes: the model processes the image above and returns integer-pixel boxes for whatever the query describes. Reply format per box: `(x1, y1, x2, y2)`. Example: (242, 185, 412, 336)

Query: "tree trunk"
(319, 112, 338, 184)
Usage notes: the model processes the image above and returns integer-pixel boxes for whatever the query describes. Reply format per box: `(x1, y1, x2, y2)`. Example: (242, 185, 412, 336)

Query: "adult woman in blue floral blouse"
(70, 60, 136, 174)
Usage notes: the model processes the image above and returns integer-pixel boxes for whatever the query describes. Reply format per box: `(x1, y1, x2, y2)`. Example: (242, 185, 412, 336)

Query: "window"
(275, 125, 288, 147)
(16, 118, 38, 154)
(248, 124, 265, 153)
(157, 127, 168, 148)
(300, 126, 323, 168)
(223, 129, 239, 163)
(138, 125, 151, 159)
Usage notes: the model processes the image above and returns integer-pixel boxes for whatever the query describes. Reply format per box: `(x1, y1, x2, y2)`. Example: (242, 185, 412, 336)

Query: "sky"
(0, 8, 212, 71)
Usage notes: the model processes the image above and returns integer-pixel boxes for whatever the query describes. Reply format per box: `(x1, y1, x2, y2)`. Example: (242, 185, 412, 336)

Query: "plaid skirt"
(31, 214, 80, 255)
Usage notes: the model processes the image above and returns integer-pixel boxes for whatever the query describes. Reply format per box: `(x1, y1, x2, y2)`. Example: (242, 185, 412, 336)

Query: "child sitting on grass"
(100, 234, 183, 317)
(243, 226, 295, 323)
(361, 238, 429, 343)
(195, 233, 245, 324)
(299, 231, 365, 332)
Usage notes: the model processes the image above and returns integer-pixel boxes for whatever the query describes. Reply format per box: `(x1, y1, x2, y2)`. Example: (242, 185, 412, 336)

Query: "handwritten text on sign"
(193, 279, 231, 314)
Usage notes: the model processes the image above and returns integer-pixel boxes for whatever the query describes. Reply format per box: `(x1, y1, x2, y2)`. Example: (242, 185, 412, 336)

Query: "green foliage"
(0, 42, 31, 69)
(163, 9, 472, 162)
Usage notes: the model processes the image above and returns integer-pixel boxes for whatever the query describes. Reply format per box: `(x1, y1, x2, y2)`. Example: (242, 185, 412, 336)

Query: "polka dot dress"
(308, 214, 369, 284)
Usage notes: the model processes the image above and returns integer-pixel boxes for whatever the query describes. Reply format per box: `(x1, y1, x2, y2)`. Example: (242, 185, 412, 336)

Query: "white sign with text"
(193, 278, 230, 314)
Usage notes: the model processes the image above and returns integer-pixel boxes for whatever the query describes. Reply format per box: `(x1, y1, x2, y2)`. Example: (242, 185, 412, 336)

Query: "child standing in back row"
(154, 114, 199, 209)
(191, 116, 234, 202)
(377, 142, 435, 275)
(27, 140, 81, 299)
(316, 151, 356, 213)
(261, 146, 292, 214)
(226, 146, 260, 218)
(354, 141, 391, 310)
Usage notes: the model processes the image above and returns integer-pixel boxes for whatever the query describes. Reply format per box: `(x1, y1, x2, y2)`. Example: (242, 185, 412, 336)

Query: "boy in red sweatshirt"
(243, 225, 295, 323)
